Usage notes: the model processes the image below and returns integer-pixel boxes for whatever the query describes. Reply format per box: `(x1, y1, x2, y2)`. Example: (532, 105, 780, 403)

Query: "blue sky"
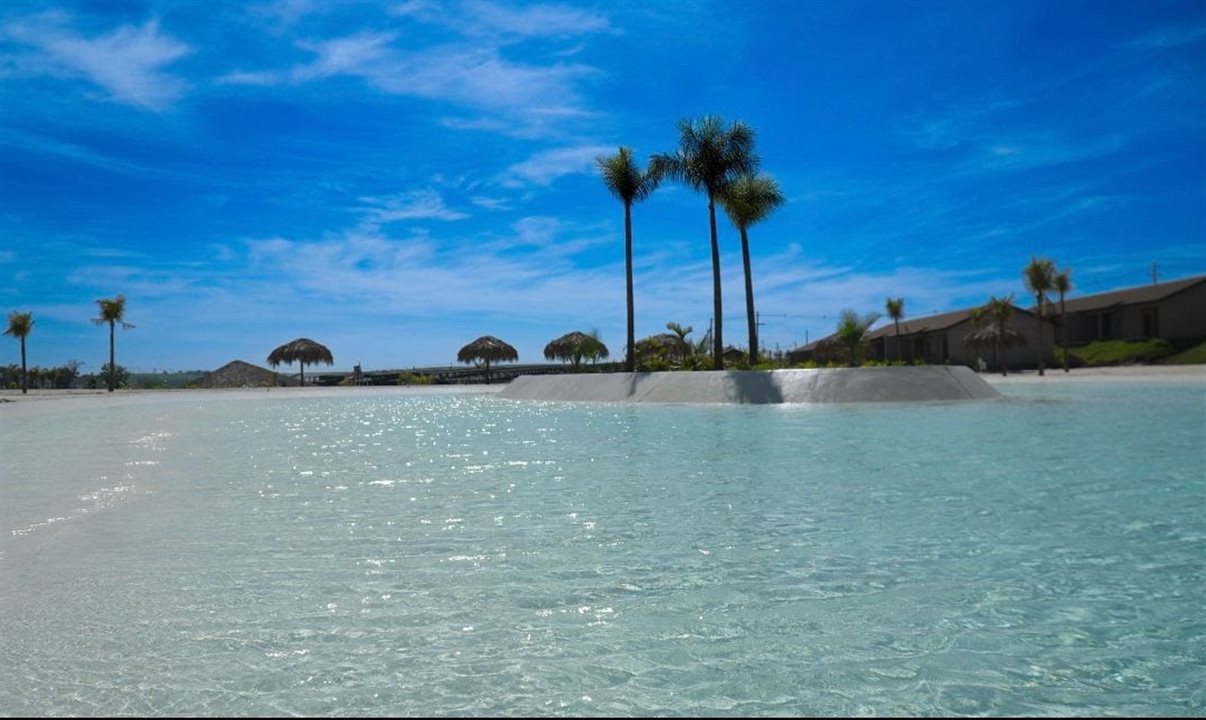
(2, 0, 1204, 372)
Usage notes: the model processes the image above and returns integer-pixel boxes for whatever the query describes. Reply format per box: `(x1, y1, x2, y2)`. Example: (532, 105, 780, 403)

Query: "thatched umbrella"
(267, 338, 334, 386)
(636, 332, 689, 363)
(457, 335, 518, 383)
(543, 331, 609, 371)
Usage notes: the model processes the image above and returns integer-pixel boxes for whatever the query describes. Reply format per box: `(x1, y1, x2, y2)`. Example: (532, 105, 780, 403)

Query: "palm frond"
(1054, 268, 1072, 294)
(720, 172, 784, 230)
(663, 115, 759, 197)
(4, 311, 34, 339)
(93, 294, 127, 325)
(885, 297, 904, 321)
(596, 146, 659, 205)
(1023, 257, 1056, 297)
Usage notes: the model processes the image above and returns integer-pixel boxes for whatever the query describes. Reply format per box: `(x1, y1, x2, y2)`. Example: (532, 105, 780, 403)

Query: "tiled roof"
(1034, 274, 1206, 314)
(866, 308, 972, 339)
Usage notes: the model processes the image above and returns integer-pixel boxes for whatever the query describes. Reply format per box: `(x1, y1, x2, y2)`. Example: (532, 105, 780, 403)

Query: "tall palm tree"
(834, 309, 882, 367)
(1023, 256, 1055, 376)
(885, 297, 905, 362)
(1054, 268, 1073, 373)
(4, 311, 34, 394)
(720, 172, 784, 365)
(93, 295, 134, 392)
(597, 147, 660, 372)
(651, 115, 758, 369)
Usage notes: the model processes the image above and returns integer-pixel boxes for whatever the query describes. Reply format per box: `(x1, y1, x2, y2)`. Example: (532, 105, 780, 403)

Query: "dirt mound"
(191, 360, 298, 388)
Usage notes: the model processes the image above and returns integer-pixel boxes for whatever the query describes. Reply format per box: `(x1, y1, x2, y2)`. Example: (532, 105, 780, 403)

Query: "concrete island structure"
(499, 366, 1001, 404)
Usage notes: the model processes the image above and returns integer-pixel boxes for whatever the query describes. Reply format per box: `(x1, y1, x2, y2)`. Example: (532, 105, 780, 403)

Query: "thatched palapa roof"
(267, 338, 334, 367)
(267, 337, 334, 386)
(543, 331, 609, 366)
(457, 336, 518, 365)
(636, 332, 688, 357)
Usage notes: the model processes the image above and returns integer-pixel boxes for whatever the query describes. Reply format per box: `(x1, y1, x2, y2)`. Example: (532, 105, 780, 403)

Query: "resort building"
(864, 305, 1054, 369)
(788, 274, 1206, 371)
(1036, 274, 1206, 345)
(786, 305, 1052, 370)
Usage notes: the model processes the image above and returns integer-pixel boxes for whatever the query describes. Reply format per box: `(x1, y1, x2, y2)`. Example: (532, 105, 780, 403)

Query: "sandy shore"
(977, 364, 1206, 384)
(1, 365, 1201, 414)
(0, 384, 505, 418)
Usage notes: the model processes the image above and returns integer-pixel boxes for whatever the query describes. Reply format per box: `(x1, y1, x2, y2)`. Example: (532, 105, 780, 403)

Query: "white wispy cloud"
(252, 0, 328, 27)
(452, 0, 615, 40)
(470, 195, 513, 211)
(503, 144, 612, 187)
(907, 95, 1025, 151)
(218, 8, 606, 136)
(357, 190, 469, 225)
(962, 133, 1126, 174)
(1, 13, 190, 109)
(1124, 23, 1206, 50)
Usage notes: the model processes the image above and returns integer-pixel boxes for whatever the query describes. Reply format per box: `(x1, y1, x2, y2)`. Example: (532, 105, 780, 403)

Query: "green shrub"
(1165, 340, 1206, 365)
(1063, 338, 1174, 366)
(398, 372, 434, 385)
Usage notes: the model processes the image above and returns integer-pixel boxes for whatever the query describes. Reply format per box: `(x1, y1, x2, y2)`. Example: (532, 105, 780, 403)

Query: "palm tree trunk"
(1036, 292, 1046, 377)
(995, 341, 1004, 376)
(624, 201, 635, 373)
(108, 320, 116, 392)
(485, 359, 491, 384)
(20, 336, 27, 394)
(300, 362, 305, 387)
(739, 226, 757, 366)
(893, 319, 901, 362)
(1060, 297, 1069, 372)
(707, 195, 723, 370)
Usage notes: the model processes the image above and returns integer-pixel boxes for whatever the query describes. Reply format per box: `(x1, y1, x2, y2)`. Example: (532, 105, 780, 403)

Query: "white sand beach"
(1, 365, 1202, 412)
(978, 364, 1206, 385)
(0, 384, 506, 418)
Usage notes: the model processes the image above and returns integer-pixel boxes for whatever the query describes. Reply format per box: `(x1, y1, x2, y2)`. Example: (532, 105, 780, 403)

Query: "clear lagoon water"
(1, 382, 1203, 717)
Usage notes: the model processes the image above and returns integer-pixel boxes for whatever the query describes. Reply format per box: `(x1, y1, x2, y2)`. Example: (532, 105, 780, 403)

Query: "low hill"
(190, 360, 298, 388)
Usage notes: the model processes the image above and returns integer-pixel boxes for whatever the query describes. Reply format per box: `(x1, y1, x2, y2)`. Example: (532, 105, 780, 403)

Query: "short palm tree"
(651, 115, 758, 370)
(4, 311, 34, 394)
(964, 294, 1026, 376)
(93, 295, 134, 392)
(834, 309, 882, 367)
(597, 147, 660, 373)
(885, 297, 905, 362)
(1023, 256, 1055, 376)
(666, 321, 696, 366)
(720, 172, 784, 365)
(1054, 268, 1073, 372)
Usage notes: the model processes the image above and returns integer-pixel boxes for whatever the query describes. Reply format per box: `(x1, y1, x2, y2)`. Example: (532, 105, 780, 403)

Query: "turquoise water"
(1, 383, 1203, 716)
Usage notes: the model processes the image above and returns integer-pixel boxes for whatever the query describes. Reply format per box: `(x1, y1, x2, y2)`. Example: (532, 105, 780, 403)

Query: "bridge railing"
(308, 362, 623, 386)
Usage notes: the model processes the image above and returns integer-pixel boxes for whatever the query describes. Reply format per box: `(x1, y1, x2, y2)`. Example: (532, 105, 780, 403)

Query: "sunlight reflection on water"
(1, 383, 1203, 716)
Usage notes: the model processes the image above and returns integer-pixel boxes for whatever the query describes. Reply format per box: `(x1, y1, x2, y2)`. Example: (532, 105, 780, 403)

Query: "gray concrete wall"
(499, 366, 1001, 404)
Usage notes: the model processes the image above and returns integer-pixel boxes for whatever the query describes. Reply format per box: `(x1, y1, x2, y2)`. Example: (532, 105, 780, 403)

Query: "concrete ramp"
(499, 367, 1001, 404)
